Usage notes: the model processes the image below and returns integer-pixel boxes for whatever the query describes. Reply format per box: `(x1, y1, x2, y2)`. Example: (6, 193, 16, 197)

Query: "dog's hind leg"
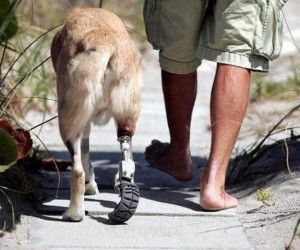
(57, 75, 95, 222)
(63, 136, 86, 221)
(82, 124, 99, 195)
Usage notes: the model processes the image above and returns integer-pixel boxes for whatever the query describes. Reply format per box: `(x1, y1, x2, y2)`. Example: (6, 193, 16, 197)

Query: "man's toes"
(145, 140, 167, 158)
(151, 139, 162, 146)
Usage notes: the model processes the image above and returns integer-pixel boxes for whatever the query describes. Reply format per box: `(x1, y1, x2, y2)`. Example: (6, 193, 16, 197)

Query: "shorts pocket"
(253, 0, 287, 60)
(143, 0, 160, 50)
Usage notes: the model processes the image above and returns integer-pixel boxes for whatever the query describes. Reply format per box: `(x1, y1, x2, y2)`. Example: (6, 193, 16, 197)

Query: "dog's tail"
(57, 44, 112, 142)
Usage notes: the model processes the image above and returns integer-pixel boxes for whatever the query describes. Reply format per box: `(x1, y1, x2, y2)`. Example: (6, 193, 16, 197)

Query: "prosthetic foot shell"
(108, 181, 140, 224)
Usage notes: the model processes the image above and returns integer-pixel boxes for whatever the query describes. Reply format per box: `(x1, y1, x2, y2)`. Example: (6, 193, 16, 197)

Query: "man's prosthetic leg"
(108, 135, 140, 224)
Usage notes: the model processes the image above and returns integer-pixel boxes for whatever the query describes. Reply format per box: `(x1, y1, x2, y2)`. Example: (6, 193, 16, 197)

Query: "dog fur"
(51, 7, 142, 221)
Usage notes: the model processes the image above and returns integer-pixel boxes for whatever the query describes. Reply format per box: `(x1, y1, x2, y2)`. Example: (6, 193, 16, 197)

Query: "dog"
(51, 7, 142, 222)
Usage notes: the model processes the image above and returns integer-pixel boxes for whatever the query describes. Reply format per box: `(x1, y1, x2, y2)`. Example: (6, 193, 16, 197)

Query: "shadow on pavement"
(31, 150, 207, 220)
(0, 150, 208, 229)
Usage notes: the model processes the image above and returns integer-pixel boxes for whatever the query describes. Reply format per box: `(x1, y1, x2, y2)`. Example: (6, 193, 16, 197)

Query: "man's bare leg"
(145, 70, 197, 181)
(200, 64, 251, 210)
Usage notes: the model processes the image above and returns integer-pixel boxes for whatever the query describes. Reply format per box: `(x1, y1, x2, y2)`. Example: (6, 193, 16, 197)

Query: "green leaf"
(294, 217, 300, 237)
(286, 217, 300, 250)
(0, 128, 18, 172)
(256, 189, 273, 202)
(0, 0, 19, 42)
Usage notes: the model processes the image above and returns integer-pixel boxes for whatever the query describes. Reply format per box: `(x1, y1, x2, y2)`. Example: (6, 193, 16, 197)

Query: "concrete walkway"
(27, 152, 253, 249)
(0, 48, 253, 249)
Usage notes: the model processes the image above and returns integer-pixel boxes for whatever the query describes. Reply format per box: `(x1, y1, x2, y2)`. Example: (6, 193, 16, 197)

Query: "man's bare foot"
(200, 170, 238, 211)
(144, 140, 194, 181)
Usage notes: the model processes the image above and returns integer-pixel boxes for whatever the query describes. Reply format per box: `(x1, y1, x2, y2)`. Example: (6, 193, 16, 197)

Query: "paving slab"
(26, 215, 253, 250)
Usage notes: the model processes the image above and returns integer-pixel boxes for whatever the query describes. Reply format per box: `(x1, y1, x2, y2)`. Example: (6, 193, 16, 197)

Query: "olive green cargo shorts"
(143, 0, 287, 74)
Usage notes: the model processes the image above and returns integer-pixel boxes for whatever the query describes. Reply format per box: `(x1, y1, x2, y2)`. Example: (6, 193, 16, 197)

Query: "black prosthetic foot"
(108, 181, 140, 224)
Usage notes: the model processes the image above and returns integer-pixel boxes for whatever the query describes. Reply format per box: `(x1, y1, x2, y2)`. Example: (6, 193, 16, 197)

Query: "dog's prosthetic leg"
(108, 135, 140, 224)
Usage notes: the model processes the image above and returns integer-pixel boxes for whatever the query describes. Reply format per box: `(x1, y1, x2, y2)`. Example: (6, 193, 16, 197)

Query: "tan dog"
(51, 7, 142, 222)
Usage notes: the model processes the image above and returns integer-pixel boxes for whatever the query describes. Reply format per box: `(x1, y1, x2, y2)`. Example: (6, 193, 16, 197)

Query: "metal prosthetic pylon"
(108, 135, 140, 224)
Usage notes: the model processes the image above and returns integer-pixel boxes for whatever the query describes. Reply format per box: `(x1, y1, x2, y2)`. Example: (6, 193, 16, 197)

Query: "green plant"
(286, 216, 300, 250)
(0, 1, 56, 235)
(0, 0, 61, 122)
(227, 103, 300, 184)
(0, 187, 16, 231)
(0, 221, 7, 237)
(255, 189, 274, 206)
(250, 61, 300, 102)
(0, 28, 56, 119)
(0, 0, 19, 42)
(252, 76, 300, 101)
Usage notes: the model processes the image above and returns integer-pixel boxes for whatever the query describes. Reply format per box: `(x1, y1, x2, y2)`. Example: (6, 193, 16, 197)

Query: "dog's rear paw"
(62, 208, 85, 222)
(85, 181, 99, 195)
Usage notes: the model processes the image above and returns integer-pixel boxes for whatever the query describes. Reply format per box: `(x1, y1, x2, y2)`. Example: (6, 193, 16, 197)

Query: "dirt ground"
(237, 175, 300, 250)
(230, 144, 300, 250)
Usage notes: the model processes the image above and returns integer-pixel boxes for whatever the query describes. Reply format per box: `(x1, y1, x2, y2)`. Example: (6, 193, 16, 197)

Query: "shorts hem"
(199, 45, 270, 72)
(159, 54, 202, 74)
